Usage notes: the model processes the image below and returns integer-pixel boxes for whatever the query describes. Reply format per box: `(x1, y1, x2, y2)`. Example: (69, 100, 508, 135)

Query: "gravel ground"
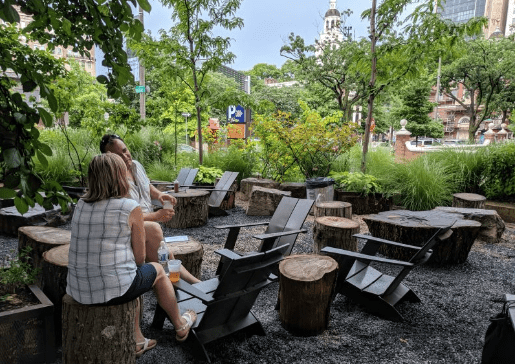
(0, 193, 514, 364)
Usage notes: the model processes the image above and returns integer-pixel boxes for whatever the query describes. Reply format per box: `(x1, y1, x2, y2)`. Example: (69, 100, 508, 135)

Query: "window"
(459, 117, 470, 124)
(67, 50, 72, 57)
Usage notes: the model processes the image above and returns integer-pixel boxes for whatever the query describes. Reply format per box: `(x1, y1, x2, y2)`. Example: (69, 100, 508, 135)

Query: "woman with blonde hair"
(66, 153, 196, 358)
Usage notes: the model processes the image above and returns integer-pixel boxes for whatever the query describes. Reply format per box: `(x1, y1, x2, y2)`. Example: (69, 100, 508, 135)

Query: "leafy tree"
(0, 0, 150, 213)
(439, 35, 515, 141)
(131, 0, 244, 164)
(391, 79, 443, 142)
(251, 84, 305, 118)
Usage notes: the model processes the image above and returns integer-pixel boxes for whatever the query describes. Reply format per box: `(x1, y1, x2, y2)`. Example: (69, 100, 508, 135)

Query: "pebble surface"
(0, 193, 514, 364)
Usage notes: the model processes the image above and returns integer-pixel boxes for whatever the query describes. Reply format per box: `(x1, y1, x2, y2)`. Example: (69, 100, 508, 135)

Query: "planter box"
(334, 191, 392, 215)
(0, 285, 56, 363)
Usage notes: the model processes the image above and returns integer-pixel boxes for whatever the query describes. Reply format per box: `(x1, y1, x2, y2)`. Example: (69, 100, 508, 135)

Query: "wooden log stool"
(278, 254, 338, 336)
(246, 186, 291, 216)
(314, 201, 352, 219)
(18, 226, 71, 286)
(62, 294, 138, 364)
(279, 182, 307, 199)
(163, 189, 209, 229)
(313, 216, 359, 254)
(167, 239, 204, 280)
(240, 178, 280, 201)
(218, 180, 238, 211)
(452, 193, 486, 209)
(41, 244, 69, 345)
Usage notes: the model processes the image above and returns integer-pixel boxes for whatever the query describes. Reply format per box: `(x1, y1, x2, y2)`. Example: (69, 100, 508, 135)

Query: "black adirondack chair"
(151, 244, 289, 363)
(189, 171, 239, 216)
(214, 196, 314, 275)
(321, 225, 454, 321)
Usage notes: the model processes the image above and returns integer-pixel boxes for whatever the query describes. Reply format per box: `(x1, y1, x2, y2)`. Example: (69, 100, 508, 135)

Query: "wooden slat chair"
(321, 225, 454, 322)
(151, 244, 289, 363)
(165, 168, 199, 190)
(189, 171, 239, 216)
(214, 196, 314, 275)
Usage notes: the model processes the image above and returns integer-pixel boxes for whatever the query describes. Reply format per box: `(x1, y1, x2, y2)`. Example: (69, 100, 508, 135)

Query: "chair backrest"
(262, 196, 314, 255)
(208, 171, 239, 207)
(176, 168, 191, 186)
(196, 244, 289, 331)
(183, 168, 198, 186)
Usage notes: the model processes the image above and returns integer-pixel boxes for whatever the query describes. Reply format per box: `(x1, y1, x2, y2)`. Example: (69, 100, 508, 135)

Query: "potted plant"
(0, 247, 55, 363)
(330, 171, 392, 215)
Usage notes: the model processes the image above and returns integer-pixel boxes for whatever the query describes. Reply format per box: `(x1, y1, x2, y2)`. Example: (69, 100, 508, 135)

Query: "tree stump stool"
(452, 193, 486, 209)
(18, 226, 71, 286)
(240, 178, 280, 201)
(42, 244, 69, 345)
(313, 217, 359, 254)
(314, 201, 352, 219)
(246, 186, 291, 216)
(278, 254, 338, 336)
(0, 203, 72, 236)
(363, 210, 481, 265)
(279, 182, 307, 199)
(167, 239, 204, 280)
(163, 190, 209, 229)
(218, 180, 238, 210)
(433, 207, 506, 244)
(62, 294, 137, 364)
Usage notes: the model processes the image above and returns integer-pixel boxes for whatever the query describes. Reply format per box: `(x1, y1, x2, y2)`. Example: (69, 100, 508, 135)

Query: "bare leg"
(150, 262, 195, 338)
(134, 296, 145, 344)
(144, 221, 163, 262)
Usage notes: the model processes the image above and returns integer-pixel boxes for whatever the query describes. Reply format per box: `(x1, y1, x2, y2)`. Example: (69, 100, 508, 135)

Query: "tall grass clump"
(203, 143, 259, 183)
(427, 147, 486, 194)
(364, 146, 395, 178)
(381, 155, 455, 210)
(480, 141, 515, 201)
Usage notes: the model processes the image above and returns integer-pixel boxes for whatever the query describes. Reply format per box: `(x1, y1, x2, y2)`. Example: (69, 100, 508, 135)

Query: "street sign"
(135, 86, 146, 93)
(227, 105, 245, 123)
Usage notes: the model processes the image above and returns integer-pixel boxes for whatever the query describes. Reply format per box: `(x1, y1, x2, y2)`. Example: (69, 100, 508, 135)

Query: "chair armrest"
(215, 221, 269, 229)
(321, 246, 414, 267)
(214, 248, 243, 260)
(354, 234, 422, 251)
(173, 279, 214, 304)
(253, 229, 307, 240)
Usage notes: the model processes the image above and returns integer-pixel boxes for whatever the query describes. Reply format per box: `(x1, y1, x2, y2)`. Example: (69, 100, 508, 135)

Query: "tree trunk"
(240, 178, 280, 200)
(313, 216, 359, 254)
(168, 240, 204, 280)
(452, 193, 486, 209)
(163, 190, 209, 229)
(314, 201, 352, 219)
(278, 255, 338, 336)
(62, 294, 137, 364)
(18, 226, 71, 286)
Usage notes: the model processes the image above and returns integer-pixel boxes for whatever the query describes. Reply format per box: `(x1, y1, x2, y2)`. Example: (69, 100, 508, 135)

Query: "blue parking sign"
(227, 105, 246, 123)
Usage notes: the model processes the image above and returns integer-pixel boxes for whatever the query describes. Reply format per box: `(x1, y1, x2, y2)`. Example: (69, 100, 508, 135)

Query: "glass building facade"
(438, 0, 486, 23)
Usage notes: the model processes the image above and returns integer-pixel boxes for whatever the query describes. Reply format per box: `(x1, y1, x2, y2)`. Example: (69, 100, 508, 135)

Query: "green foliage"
(202, 142, 259, 183)
(329, 171, 382, 196)
(480, 141, 515, 201)
(379, 155, 454, 211)
(0, 247, 39, 296)
(253, 103, 359, 180)
(195, 166, 223, 184)
(147, 161, 175, 182)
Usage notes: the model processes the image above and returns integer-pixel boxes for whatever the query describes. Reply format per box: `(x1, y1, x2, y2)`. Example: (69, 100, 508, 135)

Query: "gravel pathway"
(0, 194, 514, 364)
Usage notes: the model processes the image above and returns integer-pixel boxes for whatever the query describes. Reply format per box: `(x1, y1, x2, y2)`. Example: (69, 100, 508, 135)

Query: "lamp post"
(181, 112, 191, 145)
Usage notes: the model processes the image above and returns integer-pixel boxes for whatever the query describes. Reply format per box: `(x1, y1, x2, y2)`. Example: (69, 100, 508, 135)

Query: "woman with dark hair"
(66, 153, 196, 358)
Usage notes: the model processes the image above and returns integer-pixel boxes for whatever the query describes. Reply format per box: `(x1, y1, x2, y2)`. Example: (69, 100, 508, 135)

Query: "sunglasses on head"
(100, 134, 122, 153)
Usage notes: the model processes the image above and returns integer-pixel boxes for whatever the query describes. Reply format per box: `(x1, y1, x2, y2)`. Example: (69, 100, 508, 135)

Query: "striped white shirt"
(128, 160, 153, 214)
(66, 198, 140, 304)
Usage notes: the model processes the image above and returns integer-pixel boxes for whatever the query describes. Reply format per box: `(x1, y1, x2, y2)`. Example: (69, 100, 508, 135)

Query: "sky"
(97, 0, 376, 75)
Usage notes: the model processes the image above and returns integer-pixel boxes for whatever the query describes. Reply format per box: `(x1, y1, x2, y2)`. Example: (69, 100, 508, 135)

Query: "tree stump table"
(279, 182, 307, 199)
(240, 178, 280, 201)
(314, 201, 352, 219)
(278, 254, 338, 336)
(434, 206, 506, 244)
(18, 226, 71, 286)
(246, 186, 291, 216)
(62, 294, 137, 364)
(41, 244, 69, 345)
(163, 189, 209, 229)
(167, 239, 204, 280)
(363, 210, 481, 265)
(452, 193, 486, 209)
(313, 216, 359, 254)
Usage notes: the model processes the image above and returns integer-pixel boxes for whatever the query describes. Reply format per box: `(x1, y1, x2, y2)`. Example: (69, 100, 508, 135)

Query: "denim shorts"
(101, 263, 157, 306)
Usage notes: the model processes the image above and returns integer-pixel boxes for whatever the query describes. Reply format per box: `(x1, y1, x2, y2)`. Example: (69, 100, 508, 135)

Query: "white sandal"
(136, 337, 157, 357)
(175, 310, 197, 342)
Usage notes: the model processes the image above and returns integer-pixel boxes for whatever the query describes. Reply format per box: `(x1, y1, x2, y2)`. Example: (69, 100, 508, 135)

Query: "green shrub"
(329, 171, 382, 195)
(195, 165, 223, 184)
(480, 141, 515, 201)
(0, 247, 39, 296)
(147, 160, 176, 181)
(380, 155, 454, 210)
(203, 143, 259, 183)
